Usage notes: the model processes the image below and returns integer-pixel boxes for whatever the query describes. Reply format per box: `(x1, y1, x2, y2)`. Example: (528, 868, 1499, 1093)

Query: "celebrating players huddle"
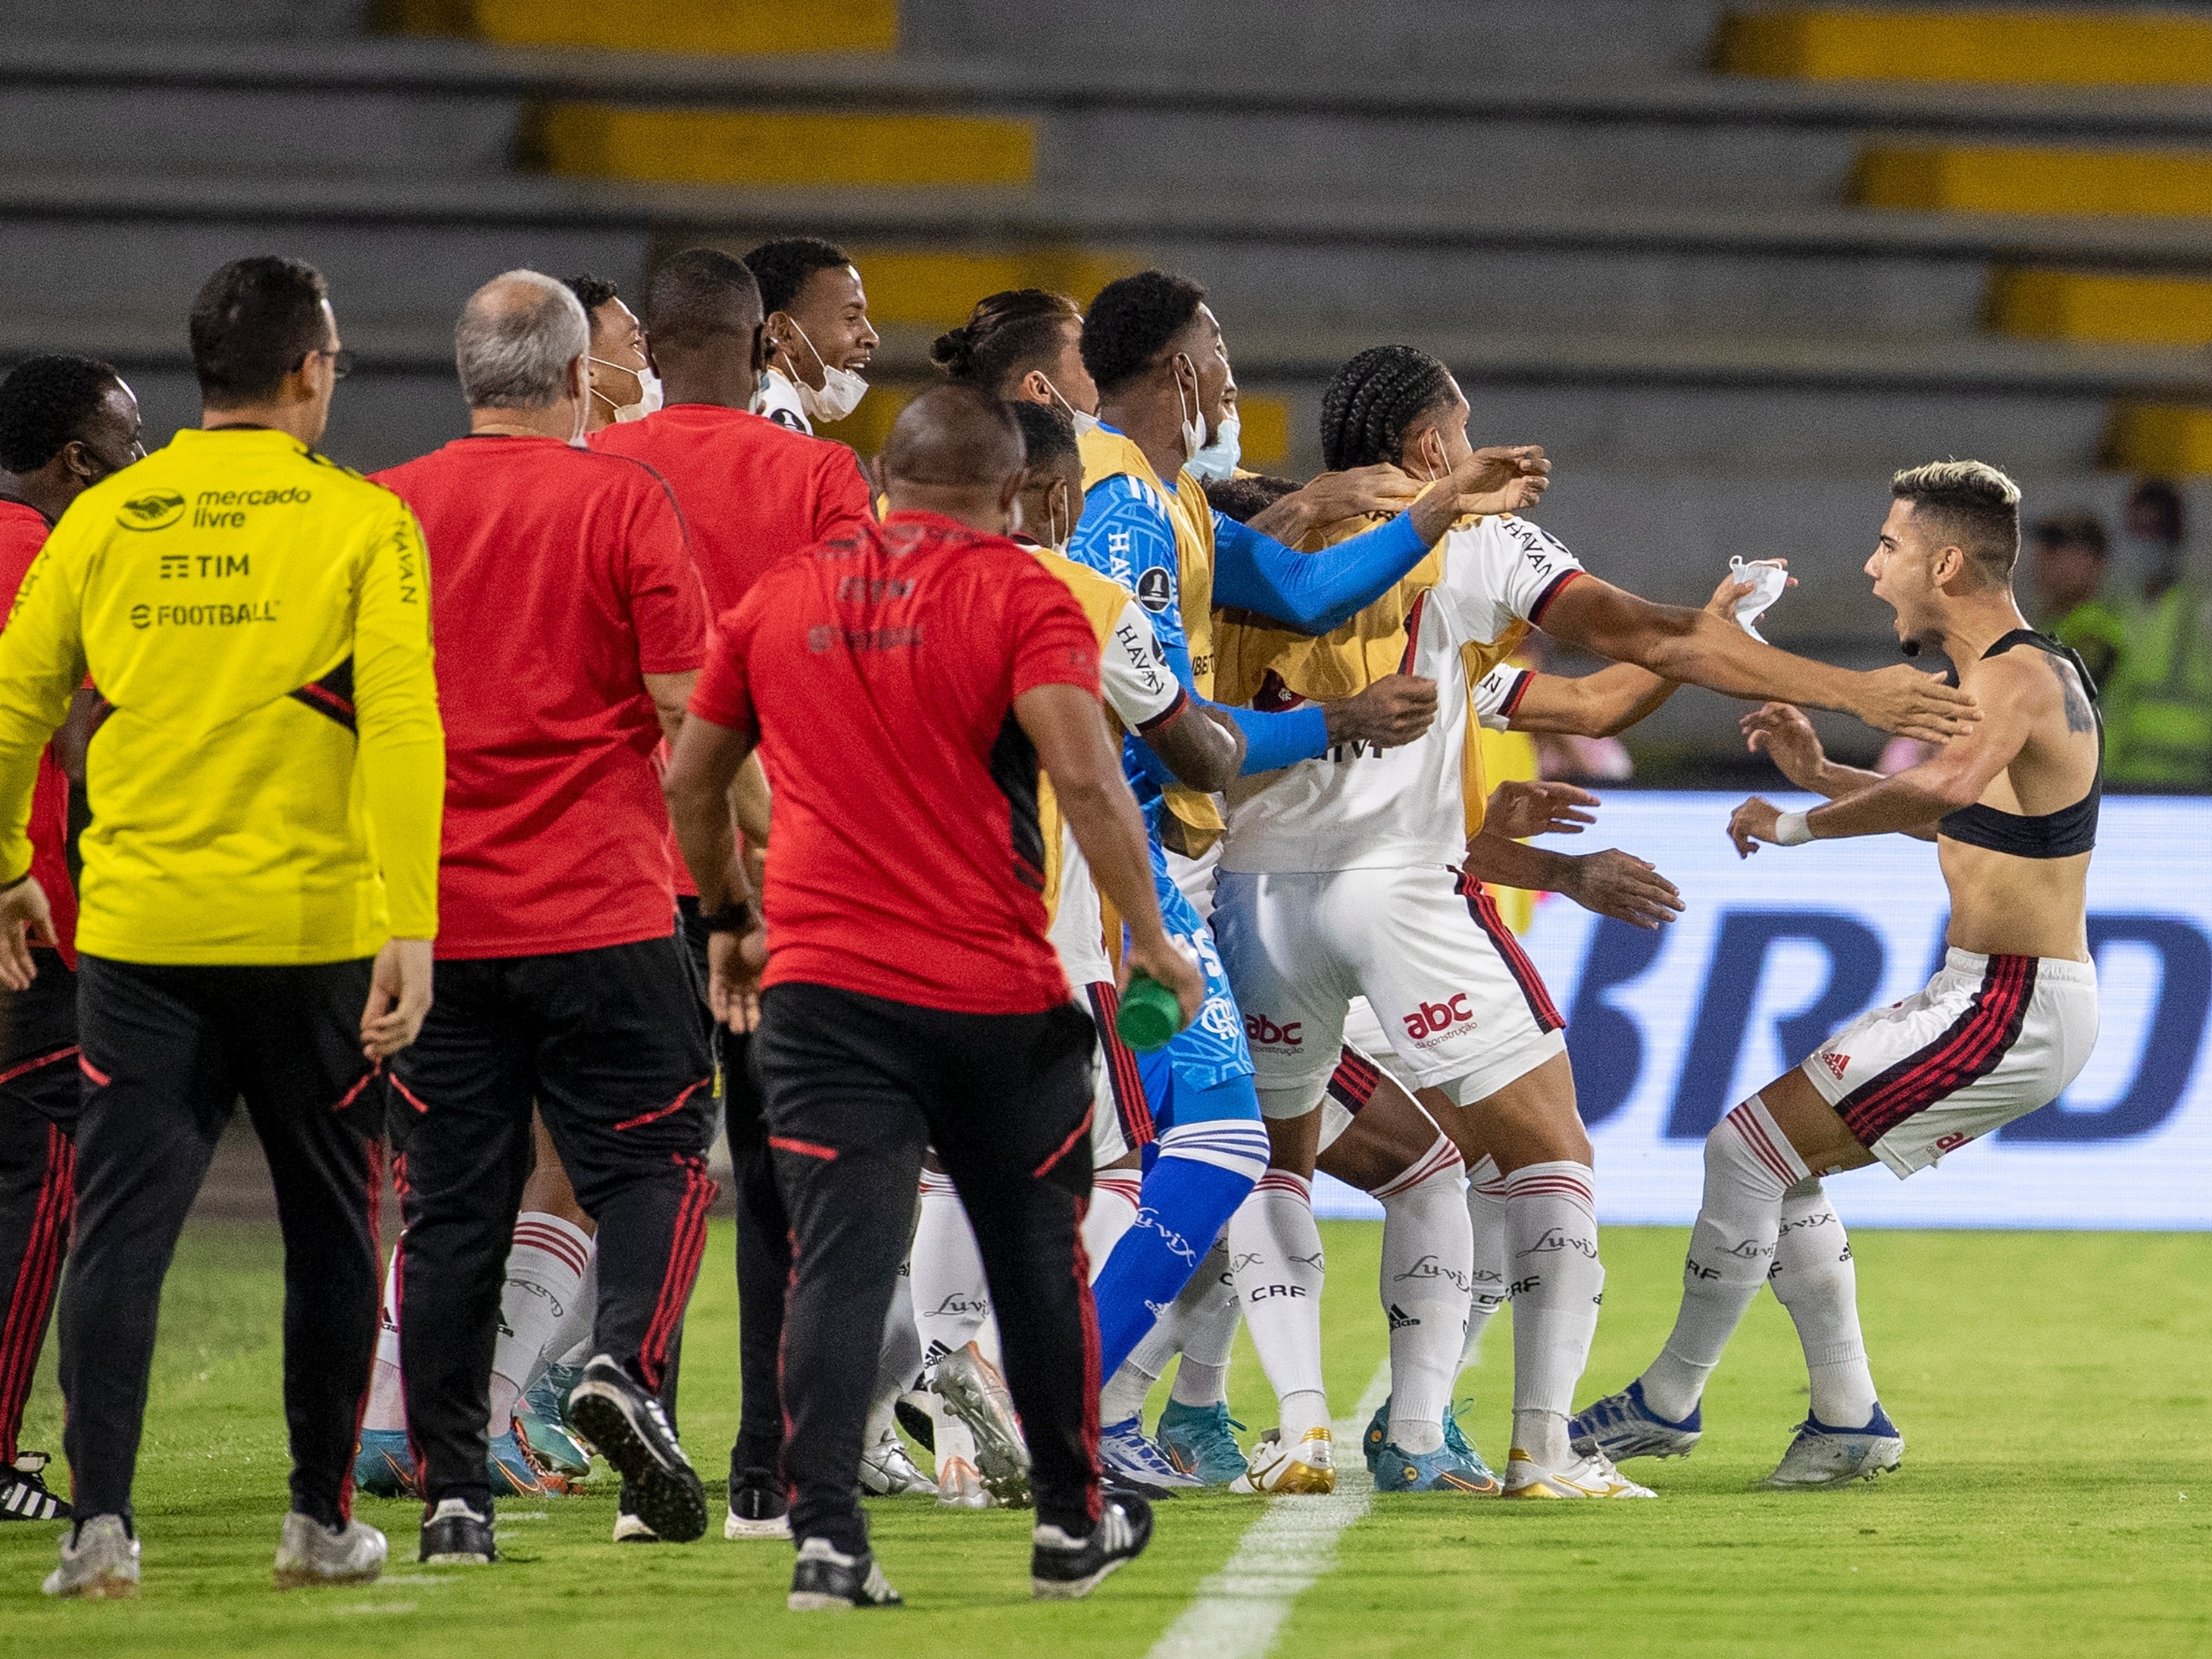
(0, 238, 2103, 1612)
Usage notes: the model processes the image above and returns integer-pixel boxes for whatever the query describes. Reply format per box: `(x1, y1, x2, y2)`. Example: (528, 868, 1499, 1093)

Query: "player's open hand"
(1323, 673, 1438, 751)
(1561, 848, 1683, 928)
(1451, 445, 1549, 517)
(1703, 564, 1794, 617)
(1742, 701, 1826, 788)
(361, 936, 434, 1060)
(1855, 664, 1979, 744)
(0, 875, 55, 992)
(1485, 779, 1599, 840)
(1123, 928, 1205, 1032)
(711, 923, 768, 1034)
(1728, 795, 1785, 858)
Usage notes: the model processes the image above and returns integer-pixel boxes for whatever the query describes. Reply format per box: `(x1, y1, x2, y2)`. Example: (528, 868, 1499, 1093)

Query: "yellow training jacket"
(0, 428, 444, 964)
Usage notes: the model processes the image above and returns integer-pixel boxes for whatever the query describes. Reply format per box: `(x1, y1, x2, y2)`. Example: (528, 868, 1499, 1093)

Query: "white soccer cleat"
(1502, 1447, 1656, 1499)
(934, 1454, 992, 1509)
(1229, 1426, 1336, 1495)
(273, 1511, 387, 1589)
(858, 1427, 933, 1497)
(933, 1342, 1030, 1507)
(1760, 1404, 1904, 1490)
(43, 1514, 140, 1598)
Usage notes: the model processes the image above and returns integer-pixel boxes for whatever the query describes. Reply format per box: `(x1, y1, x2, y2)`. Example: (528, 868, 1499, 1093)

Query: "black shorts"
(0, 949, 80, 1131)
(388, 933, 713, 1174)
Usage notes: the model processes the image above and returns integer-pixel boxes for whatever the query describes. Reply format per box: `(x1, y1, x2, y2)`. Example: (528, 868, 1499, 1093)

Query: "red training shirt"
(0, 499, 77, 967)
(372, 437, 708, 959)
(689, 511, 1101, 1015)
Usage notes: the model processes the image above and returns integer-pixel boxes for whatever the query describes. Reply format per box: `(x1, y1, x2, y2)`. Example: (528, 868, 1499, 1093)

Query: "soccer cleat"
(725, 1467, 791, 1539)
(788, 1536, 902, 1611)
(1099, 1416, 1202, 1491)
(517, 1367, 593, 1482)
(0, 1451, 71, 1521)
(1442, 1401, 1493, 1473)
(1362, 1397, 1392, 1473)
(893, 1392, 936, 1454)
(1501, 1447, 1656, 1499)
(857, 1427, 933, 1497)
(351, 1429, 418, 1500)
(1760, 1404, 1904, 1491)
(1373, 1441, 1502, 1495)
(1031, 1492, 1152, 1601)
(1569, 1379, 1703, 1463)
(933, 1454, 992, 1508)
(565, 1355, 707, 1543)
(933, 1342, 1030, 1507)
(1364, 1398, 1499, 1484)
(273, 1511, 388, 1588)
(418, 1498, 496, 1564)
(1230, 1426, 1336, 1495)
(487, 1426, 550, 1498)
(42, 1514, 139, 1598)
(614, 1477, 658, 1542)
(1156, 1400, 1247, 1486)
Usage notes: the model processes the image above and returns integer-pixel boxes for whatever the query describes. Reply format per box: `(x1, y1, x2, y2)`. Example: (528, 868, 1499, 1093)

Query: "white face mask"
(786, 318, 867, 424)
(1174, 354, 1207, 465)
(1186, 408, 1241, 483)
(1043, 379, 1103, 438)
(592, 356, 662, 424)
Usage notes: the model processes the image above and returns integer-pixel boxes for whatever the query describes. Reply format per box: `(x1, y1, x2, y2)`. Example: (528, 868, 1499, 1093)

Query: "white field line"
(1144, 1361, 1391, 1659)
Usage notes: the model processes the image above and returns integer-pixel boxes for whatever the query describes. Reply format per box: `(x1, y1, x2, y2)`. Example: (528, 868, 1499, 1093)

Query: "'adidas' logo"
(1386, 1303, 1420, 1331)
(1822, 1052, 1851, 1081)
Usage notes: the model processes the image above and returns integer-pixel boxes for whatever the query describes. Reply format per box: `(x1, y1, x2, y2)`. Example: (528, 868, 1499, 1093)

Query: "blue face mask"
(1185, 408, 1241, 484)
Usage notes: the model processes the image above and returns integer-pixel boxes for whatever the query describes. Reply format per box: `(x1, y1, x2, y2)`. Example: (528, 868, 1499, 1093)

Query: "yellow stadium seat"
(1988, 268, 2212, 346)
(389, 0, 897, 55)
(1854, 143, 2212, 219)
(848, 251, 1139, 326)
(2104, 402, 2212, 474)
(533, 106, 1034, 187)
(1717, 7, 2212, 87)
(1234, 395, 1291, 468)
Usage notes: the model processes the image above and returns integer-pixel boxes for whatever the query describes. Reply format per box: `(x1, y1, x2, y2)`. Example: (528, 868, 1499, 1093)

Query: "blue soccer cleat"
(1373, 1440, 1504, 1495)
(1569, 1379, 1702, 1463)
(1155, 1399, 1247, 1486)
(517, 1367, 593, 1484)
(353, 1429, 417, 1500)
(1363, 1396, 1392, 1474)
(1099, 1416, 1201, 1491)
(1761, 1403, 1904, 1490)
(1364, 1396, 1500, 1484)
(488, 1426, 548, 1498)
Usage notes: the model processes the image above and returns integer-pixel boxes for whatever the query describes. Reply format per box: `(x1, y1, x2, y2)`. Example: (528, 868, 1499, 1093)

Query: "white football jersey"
(1218, 514, 1579, 875)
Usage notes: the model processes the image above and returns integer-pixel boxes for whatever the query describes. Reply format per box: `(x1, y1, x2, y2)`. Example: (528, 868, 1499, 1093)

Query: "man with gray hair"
(371, 270, 718, 1565)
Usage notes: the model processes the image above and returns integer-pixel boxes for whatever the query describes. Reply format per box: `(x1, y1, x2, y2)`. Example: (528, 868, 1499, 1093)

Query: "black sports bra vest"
(1936, 629, 2101, 858)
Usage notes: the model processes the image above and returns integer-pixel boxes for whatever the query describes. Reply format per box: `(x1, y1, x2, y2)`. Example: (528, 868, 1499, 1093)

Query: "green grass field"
(2, 1219, 2206, 1657)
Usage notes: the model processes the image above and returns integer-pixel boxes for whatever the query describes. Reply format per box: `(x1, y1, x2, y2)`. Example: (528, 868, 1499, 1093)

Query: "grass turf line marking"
(1145, 1361, 1390, 1659)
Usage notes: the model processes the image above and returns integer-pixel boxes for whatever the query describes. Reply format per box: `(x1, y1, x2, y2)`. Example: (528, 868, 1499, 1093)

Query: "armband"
(1774, 810, 1814, 847)
(699, 900, 756, 933)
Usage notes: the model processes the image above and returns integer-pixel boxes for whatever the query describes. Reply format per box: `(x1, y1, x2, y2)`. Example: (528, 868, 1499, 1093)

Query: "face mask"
(786, 318, 867, 424)
(1044, 482, 1072, 551)
(1173, 354, 1206, 465)
(1042, 379, 1103, 438)
(592, 356, 662, 423)
(1186, 408, 1241, 483)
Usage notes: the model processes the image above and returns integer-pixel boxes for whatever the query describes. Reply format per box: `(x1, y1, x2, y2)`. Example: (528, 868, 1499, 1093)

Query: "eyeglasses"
(299, 348, 354, 380)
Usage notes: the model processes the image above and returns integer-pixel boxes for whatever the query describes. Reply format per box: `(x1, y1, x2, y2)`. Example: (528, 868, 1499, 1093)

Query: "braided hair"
(0, 355, 121, 474)
(930, 289, 1079, 395)
(1319, 345, 1455, 473)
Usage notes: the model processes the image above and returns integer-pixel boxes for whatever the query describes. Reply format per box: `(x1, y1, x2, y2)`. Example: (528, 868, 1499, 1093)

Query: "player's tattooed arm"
(2048, 652, 2098, 734)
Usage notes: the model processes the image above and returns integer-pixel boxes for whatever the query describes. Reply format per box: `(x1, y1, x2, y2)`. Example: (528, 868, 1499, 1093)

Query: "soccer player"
(0, 256, 442, 1595)
(1574, 461, 2102, 1489)
(371, 272, 716, 1565)
(565, 274, 661, 431)
(666, 386, 1201, 1607)
(0, 356, 142, 1524)
(591, 245, 890, 1534)
(742, 237, 876, 435)
(1211, 343, 1981, 1499)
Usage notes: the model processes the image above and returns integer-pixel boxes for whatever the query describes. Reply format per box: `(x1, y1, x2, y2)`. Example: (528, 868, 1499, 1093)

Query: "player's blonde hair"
(1891, 459, 2022, 587)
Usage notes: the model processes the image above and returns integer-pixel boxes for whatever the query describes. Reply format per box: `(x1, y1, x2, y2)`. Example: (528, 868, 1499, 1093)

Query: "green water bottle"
(1116, 972, 1184, 1053)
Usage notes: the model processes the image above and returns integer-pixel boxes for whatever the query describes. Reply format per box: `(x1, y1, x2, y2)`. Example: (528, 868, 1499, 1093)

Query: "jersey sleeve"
(688, 598, 761, 736)
(1473, 664, 1532, 730)
(0, 523, 86, 885)
(624, 475, 708, 676)
(814, 447, 879, 539)
(352, 495, 446, 939)
(1433, 514, 1585, 644)
(1100, 598, 1186, 733)
(1010, 569, 1101, 701)
(1210, 507, 1429, 635)
(1067, 480, 1187, 667)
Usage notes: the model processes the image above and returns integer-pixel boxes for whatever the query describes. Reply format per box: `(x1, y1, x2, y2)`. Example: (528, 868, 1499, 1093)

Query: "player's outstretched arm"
(1537, 575, 1979, 742)
(1509, 570, 1768, 737)
(1017, 682, 1204, 1029)
(1243, 464, 1422, 545)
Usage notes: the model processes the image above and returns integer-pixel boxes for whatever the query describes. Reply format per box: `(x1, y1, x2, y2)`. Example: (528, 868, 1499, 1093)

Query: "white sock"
(1504, 1160, 1604, 1466)
(909, 1173, 990, 1372)
(929, 1395, 976, 1477)
(1770, 1178, 1879, 1429)
(870, 1269, 923, 1441)
(1102, 1233, 1234, 1423)
(1375, 1136, 1470, 1456)
(541, 1247, 597, 1378)
(1639, 1095, 1811, 1424)
(362, 1244, 408, 1432)
(487, 1213, 591, 1432)
(1082, 1168, 1145, 1278)
(1167, 1239, 1239, 1409)
(1461, 1155, 1511, 1374)
(1228, 1170, 1328, 1441)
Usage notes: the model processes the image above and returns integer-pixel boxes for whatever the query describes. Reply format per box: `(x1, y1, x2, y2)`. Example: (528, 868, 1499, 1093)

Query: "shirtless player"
(1573, 461, 2103, 1489)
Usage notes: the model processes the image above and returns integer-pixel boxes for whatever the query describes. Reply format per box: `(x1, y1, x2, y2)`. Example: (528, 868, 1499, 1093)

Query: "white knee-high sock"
(909, 1172, 991, 1371)
(1460, 1155, 1511, 1374)
(1167, 1240, 1239, 1410)
(1083, 1168, 1145, 1279)
(363, 1244, 408, 1432)
(1639, 1095, 1810, 1423)
(544, 1248, 598, 1373)
(1228, 1170, 1329, 1440)
(1770, 1177, 1879, 1428)
(1376, 1136, 1470, 1456)
(870, 1267, 924, 1442)
(1100, 1232, 1234, 1424)
(1504, 1160, 1604, 1465)
(489, 1212, 592, 1432)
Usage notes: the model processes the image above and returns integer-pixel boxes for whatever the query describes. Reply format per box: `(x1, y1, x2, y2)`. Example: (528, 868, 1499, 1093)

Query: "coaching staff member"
(373, 272, 716, 1567)
(0, 257, 444, 1597)
(665, 386, 1201, 1611)
(591, 245, 874, 1536)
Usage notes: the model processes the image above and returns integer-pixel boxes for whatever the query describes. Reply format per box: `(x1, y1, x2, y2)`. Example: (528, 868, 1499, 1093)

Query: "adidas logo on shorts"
(1822, 1052, 1851, 1081)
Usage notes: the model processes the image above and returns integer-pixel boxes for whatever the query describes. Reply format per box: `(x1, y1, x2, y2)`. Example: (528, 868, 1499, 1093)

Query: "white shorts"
(1214, 864, 1567, 1115)
(1079, 982, 1152, 1166)
(1802, 948, 2098, 1178)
